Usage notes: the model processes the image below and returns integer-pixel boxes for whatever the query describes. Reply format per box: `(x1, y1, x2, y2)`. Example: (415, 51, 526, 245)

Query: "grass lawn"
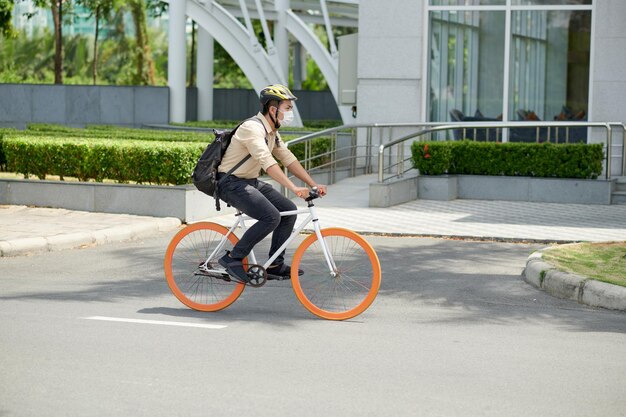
(542, 242, 626, 287)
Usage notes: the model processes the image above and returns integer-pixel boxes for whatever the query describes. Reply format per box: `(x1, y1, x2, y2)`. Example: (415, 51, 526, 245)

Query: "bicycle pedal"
(267, 274, 290, 281)
(196, 266, 233, 282)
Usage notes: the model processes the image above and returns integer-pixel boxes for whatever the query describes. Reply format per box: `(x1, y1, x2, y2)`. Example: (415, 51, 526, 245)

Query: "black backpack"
(192, 118, 264, 211)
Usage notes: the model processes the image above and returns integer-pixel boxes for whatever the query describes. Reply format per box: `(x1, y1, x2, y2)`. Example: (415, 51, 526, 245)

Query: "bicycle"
(163, 188, 381, 320)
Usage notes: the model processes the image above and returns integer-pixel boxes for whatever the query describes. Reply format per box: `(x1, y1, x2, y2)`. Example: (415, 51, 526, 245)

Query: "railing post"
(331, 130, 337, 184)
(397, 142, 404, 178)
(622, 124, 626, 176)
(350, 129, 354, 177)
(366, 127, 372, 174)
(304, 138, 309, 171)
(536, 126, 540, 143)
(378, 144, 384, 183)
(606, 124, 612, 180)
(282, 165, 288, 196)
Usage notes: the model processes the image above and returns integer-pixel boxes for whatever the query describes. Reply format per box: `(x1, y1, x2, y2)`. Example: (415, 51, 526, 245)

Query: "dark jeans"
(218, 175, 297, 265)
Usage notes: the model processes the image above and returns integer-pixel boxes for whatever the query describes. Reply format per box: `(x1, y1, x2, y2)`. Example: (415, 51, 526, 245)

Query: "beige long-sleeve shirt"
(218, 113, 298, 179)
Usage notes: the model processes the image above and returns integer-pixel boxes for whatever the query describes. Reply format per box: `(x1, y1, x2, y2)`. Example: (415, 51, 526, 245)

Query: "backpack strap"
(214, 117, 268, 210)
(216, 117, 266, 185)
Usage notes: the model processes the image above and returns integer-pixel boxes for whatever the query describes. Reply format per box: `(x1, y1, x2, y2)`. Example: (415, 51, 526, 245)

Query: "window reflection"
(430, 0, 505, 5)
(429, 11, 505, 123)
(428, 6, 591, 128)
(512, 0, 591, 5)
(509, 10, 590, 123)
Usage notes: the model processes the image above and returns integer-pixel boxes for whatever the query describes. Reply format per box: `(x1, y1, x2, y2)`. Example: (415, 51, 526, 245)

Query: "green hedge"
(26, 123, 212, 142)
(288, 137, 332, 168)
(0, 124, 331, 178)
(411, 140, 604, 179)
(0, 128, 17, 170)
(3, 135, 204, 185)
(178, 119, 343, 130)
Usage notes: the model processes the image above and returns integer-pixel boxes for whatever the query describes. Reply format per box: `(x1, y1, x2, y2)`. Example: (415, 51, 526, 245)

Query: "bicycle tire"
(291, 228, 381, 320)
(164, 222, 245, 312)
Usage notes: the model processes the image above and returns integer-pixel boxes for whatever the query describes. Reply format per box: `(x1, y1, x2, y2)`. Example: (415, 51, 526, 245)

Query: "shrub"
(0, 128, 17, 171)
(288, 137, 333, 169)
(410, 142, 453, 175)
(411, 140, 604, 179)
(3, 135, 204, 185)
(1, 124, 332, 178)
(26, 123, 212, 143)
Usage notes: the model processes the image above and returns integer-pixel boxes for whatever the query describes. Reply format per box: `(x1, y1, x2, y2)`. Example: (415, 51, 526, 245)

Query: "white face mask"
(280, 109, 294, 126)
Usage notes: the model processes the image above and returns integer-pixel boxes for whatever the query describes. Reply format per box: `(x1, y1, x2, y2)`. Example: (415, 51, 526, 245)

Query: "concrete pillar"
(168, 0, 187, 123)
(197, 26, 214, 121)
(274, 0, 290, 82)
(293, 41, 302, 90)
(589, 0, 626, 175)
(356, 0, 423, 126)
(590, 0, 626, 122)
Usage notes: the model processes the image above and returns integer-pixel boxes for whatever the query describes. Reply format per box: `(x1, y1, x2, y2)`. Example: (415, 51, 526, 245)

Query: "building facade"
(356, 0, 626, 127)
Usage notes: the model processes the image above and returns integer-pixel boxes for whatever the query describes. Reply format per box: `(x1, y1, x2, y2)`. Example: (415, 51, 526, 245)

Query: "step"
(612, 176, 626, 192)
(611, 191, 626, 204)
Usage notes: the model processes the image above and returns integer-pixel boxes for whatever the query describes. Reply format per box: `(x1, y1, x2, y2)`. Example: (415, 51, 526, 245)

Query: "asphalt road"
(1, 230, 625, 417)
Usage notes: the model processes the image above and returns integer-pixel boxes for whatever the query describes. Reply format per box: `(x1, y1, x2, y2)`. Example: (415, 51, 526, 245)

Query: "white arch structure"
(166, 0, 358, 125)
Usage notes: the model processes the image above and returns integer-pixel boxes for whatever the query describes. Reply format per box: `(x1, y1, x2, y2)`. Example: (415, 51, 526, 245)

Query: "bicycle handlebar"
(306, 186, 320, 202)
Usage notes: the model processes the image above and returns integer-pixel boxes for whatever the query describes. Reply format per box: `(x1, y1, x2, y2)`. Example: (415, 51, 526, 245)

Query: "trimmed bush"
(26, 123, 212, 142)
(411, 140, 604, 179)
(288, 137, 333, 168)
(0, 128, 17, 170)
(3, 135, 204, 185)
(1, 124, 333, 177)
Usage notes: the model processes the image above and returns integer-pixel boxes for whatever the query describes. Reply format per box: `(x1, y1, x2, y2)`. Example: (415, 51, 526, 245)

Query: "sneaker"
(266, 263, 303, 280)
(218, 251, 250, 283)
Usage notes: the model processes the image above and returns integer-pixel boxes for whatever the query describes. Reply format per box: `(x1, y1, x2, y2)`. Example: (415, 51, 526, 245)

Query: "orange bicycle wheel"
(164, 222, 245, 312)
(291, 228, 381, 320)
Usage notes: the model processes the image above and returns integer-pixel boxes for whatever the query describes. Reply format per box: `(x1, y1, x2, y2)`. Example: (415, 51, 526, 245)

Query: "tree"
(127, 0, 155, 85)
(0, 0, 15, 38)
(76, 0, 119, 84)
(34, 0, 74, 84)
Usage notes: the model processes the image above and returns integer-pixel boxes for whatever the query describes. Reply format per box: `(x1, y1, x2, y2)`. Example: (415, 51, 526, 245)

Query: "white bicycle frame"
(204, 203, 338, 276)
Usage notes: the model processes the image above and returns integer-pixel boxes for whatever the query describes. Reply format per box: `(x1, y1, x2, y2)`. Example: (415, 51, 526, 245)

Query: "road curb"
(0, 217, 182, 257)
(523, 248, 626, 312)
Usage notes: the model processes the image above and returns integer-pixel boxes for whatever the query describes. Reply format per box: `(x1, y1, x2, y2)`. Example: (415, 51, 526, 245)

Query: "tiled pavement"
(207, 174, 626, 243)
(3, 174, 624, 310)
(1, 174, 626, 257)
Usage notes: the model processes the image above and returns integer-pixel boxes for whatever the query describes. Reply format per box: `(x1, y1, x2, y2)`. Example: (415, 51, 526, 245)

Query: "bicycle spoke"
(164, 222, 245, 312)
(292, 228, 381, 320)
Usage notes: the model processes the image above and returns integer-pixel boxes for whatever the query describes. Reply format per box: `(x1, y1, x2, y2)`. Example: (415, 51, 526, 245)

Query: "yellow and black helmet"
(260, 84, 298, 104)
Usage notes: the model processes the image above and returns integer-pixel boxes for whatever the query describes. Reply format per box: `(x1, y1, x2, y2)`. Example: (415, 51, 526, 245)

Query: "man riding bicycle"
(217, 84, 327, 283)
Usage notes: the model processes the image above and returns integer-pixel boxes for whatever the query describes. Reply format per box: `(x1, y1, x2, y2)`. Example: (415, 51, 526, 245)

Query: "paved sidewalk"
(2, 174, 626, 311)
(209, 174, 626, 243)
(0, 205, 181, 257)
(2, 174, 626, 257)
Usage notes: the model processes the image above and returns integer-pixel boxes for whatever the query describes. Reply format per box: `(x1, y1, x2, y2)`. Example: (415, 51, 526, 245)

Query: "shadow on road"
(1, 233, 624, 333)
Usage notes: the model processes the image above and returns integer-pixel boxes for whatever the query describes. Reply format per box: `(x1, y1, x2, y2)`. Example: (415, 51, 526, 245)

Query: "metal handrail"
(608, 122, 626, 176)
(378, 121, 622, 182)
(280, 121, 624, 193)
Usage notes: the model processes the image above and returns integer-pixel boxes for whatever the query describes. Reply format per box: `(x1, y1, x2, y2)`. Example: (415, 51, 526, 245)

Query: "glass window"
(509, 10, 591, 122)
(512, 0, 591, 5)
(430, 0, 505, 5)
(429, 11, 505, 123)
(428, 4, 592, 131)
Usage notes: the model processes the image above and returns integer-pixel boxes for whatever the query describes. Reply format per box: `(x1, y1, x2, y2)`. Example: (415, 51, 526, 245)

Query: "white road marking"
(82, 316, 227, 329)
